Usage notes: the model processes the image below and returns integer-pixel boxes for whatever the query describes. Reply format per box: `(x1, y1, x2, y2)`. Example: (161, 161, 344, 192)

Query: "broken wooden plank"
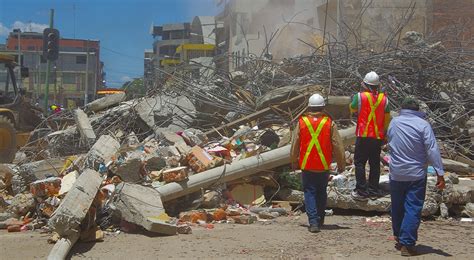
(48, 169, 102, 236)
(112, 183, 177, 235)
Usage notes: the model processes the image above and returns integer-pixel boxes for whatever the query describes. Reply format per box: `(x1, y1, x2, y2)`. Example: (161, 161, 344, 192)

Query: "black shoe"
(308, 224, 320, 233)
(368, 190, 382, 200)
(351, 190, 368, 201)
(319, 217, 325, 228)
(394, 237, 401, 250)
(400, 245, 417, 256)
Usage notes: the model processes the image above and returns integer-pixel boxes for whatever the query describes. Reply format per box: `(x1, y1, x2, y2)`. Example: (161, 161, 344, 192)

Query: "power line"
(101, 46, 144, 60)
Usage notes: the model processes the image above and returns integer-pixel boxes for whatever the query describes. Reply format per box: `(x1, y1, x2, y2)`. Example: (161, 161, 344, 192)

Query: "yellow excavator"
(0, 54, 42, 163)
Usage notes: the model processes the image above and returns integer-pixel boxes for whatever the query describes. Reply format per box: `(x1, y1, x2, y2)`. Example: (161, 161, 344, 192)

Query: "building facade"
(3, 31, 103, 108)
(217, 0, 473, 72)
(150, 23, 191, 81)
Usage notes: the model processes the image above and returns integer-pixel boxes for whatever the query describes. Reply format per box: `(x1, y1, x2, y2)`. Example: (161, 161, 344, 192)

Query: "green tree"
(122, 77, 146, 100)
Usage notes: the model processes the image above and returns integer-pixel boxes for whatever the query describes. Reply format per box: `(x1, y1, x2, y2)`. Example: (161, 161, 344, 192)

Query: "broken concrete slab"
(135, 95, 196, 132)
(48, 169, 103, 236)
(114, 158, 143, 183)
(162, 131, 184, 144)
(112, 183, 177, 235)
(11, 157, 69, 194)
(442, 158, 472, 175)
(7, 193, 35, 217)
(74, 108, 96, 147)
(84, 92, 126, 113)
(83, 135, 120, 171)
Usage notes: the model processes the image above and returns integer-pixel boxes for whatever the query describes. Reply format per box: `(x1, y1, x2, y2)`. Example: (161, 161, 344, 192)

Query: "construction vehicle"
(0, 54, 43, 163)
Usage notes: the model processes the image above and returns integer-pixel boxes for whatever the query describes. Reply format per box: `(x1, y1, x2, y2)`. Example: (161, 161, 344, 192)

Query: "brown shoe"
(400, 245, 417, 257)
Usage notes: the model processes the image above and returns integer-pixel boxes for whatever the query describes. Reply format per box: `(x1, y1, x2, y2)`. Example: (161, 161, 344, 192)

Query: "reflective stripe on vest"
(362, 92, 384, 139)
(300, 116, 329, 170)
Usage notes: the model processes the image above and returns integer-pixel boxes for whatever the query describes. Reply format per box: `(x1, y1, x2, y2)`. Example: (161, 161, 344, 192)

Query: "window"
(76, 55, 87, 64)
(40, 55, 47, 63)
(27, 46, 35, 51)
(62, 73, 76, 84)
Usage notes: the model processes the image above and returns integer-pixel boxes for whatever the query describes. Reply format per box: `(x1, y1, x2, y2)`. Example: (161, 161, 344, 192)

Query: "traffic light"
(42, 28, 60, 61)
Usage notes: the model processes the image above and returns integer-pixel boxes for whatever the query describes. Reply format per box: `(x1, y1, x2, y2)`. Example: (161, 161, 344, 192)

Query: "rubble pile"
(0, 31, 472, 258)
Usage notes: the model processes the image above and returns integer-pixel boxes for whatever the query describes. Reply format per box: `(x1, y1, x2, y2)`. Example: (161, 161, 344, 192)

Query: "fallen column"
(47, 232, 80, 260)
(48, 169, 103, 236)
(47, 169, 102, 260)
(157, 126, 356, 202)
(74, 109, 96, 148)
(84, 92, 126, 113)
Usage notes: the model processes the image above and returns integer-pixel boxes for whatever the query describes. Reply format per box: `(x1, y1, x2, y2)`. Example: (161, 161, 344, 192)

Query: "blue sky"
(0, 0, 220, 87)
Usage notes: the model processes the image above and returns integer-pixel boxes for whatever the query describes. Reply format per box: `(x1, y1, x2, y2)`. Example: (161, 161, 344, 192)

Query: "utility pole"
(84, 40, 89, 105)
(44, 9, 54, 113)
(17, 29, 21, 87)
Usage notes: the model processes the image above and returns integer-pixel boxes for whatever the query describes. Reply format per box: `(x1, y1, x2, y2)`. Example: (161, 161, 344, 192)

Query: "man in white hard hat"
(291, 93, 345, 233)
(350, 71, 391, 201)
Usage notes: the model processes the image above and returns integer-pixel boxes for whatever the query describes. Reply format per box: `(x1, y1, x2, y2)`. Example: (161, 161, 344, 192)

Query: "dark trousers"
(302, 171, 329, 226)
(354, 137, 382, 193)
(390, 177, 427, 246)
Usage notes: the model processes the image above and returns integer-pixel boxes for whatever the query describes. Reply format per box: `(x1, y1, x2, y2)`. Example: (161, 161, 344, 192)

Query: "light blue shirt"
(387, 109, 444, 181)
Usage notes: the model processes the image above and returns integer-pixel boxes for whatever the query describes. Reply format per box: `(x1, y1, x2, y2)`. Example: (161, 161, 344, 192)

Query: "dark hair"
(401, 97, 420, 111)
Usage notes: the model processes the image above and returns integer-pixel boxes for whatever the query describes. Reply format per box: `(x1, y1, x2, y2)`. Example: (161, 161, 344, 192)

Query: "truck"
(0, 53, 43, 163)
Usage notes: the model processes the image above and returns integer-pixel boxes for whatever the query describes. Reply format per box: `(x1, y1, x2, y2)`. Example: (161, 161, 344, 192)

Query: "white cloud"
(0, 21, 49, 36)
(0, 23, 10, 36)
(121, 76, 133, 82)
(12, 21, 48, 33)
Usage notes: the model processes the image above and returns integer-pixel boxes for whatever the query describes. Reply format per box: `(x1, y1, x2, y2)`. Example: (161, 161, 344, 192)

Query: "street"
(1, 215, 472, 259)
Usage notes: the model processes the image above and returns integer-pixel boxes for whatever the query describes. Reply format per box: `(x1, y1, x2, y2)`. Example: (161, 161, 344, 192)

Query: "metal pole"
(84, 40, 89, 105)
(17, 30, 21, 87)
(44, 9, 54, 114)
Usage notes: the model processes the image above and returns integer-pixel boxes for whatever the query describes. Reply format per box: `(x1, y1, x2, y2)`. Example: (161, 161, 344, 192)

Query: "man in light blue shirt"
(387, 97, 445, 257)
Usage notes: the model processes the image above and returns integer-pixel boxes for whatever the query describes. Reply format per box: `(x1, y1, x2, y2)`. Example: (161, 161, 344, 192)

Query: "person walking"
(291, 93, 345, 233)
(350, 71, 391, 200)
(387, 97, 445, 256)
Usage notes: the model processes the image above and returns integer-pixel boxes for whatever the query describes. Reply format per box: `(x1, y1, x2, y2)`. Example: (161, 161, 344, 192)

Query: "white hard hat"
(308, 94, 325, 107)
(363, 71, 380, 86)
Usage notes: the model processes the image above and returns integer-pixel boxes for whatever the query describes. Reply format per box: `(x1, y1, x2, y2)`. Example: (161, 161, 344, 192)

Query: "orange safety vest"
(356, 91, 387, 139)
(298, 115, 333, 171)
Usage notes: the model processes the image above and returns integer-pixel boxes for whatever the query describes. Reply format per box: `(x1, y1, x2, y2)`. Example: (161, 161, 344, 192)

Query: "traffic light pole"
(44, 9, 54, 114)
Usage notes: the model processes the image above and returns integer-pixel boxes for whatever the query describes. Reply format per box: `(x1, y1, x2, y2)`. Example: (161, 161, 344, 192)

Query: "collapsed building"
(1, 0, 474, 258)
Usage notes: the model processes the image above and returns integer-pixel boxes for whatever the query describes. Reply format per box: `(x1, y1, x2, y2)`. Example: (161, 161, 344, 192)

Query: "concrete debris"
(82, 135, 120, 171)
(111, 183, 177, 235)
(48, 169, 103, 236)
(442, 159, 472, 175)
(84, 92, 126, 113)
(7, 193, 35, 217)
(1, 29, 473, 256)
(462, 203, 474, 218)
(162, 166, 188, 183)
(74, 109, 96, 147)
